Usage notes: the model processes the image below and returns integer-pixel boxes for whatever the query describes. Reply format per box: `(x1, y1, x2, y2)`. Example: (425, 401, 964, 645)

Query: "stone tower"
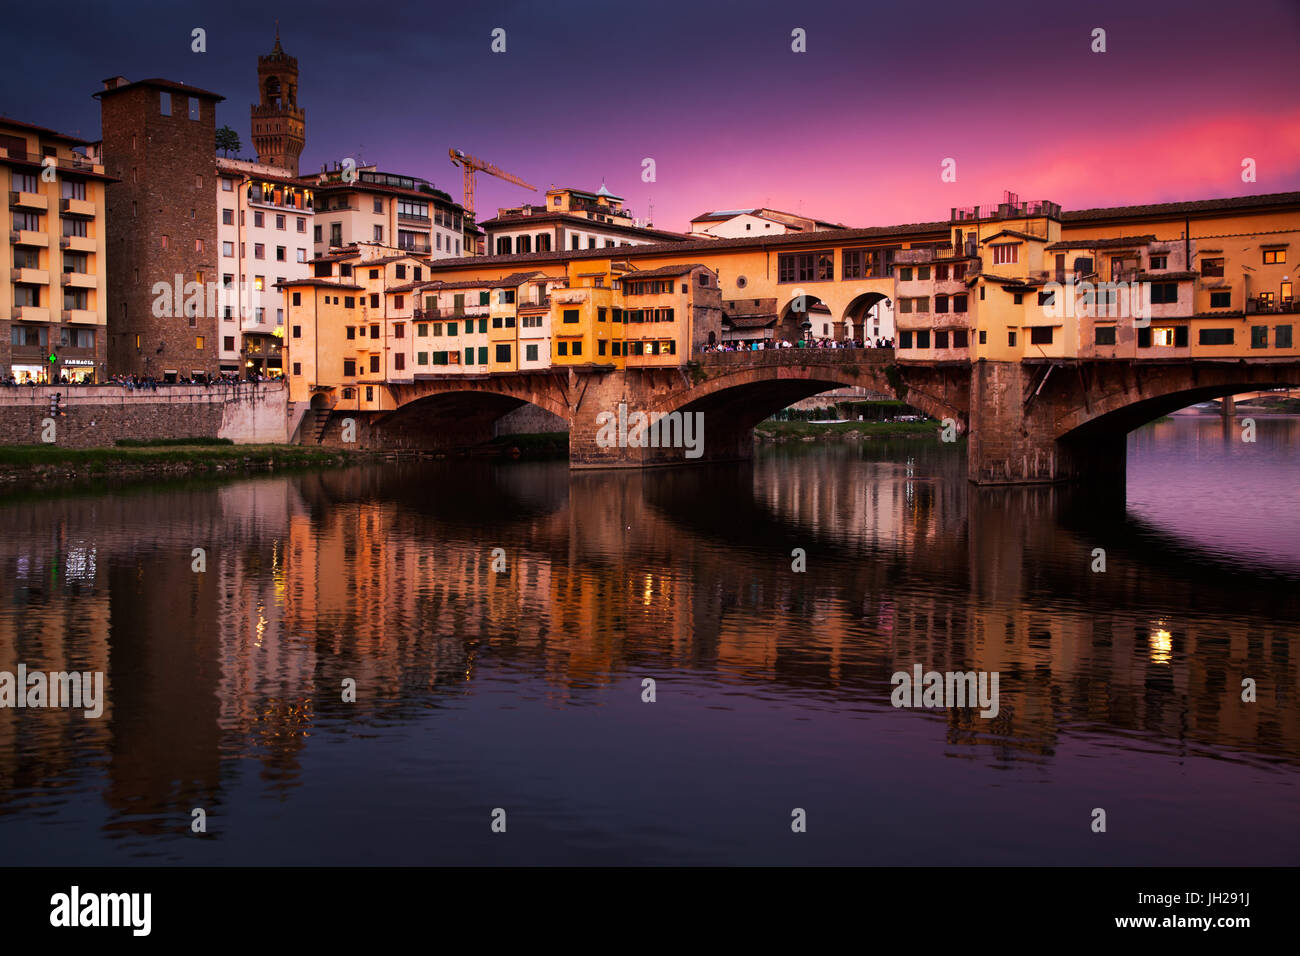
(251, 28, 305, 174)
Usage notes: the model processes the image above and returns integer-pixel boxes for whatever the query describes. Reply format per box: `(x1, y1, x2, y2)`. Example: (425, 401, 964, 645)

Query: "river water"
(0, 416, 1296, 865)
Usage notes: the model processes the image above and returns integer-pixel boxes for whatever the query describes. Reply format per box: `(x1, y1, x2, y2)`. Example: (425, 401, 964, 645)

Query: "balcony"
(61, 309, 97, 323)
(1246, 297, 1299, 315)
(60, 234, 95, 253)
(0, 148, 104, 175)
(14, 268, 49, 285)
(414, 305, 488, 320)
(11, 229, 48, 247)
(60, 197, 96, 218)
(12, 306, 50, 323)
(397, 241, 432, 255)
(10, 190, 48, 211)
(60, 271, 96, 289)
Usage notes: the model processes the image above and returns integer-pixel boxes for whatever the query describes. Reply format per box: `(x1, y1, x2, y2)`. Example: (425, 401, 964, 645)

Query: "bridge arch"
(842, 292, 892, 344)
(777, 294, 833, 342)
(597, 352, 968, 466)
(1053, 364, 1300, 441)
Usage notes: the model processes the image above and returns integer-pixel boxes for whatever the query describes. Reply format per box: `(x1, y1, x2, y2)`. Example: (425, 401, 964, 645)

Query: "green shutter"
(478, 347, 488, 364)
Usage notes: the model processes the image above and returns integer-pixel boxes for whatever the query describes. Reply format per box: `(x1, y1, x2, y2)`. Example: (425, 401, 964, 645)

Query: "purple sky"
(6, 0, 1299, 231)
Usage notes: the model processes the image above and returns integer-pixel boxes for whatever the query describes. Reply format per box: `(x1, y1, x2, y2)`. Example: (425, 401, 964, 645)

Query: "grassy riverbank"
(0, 442, 359, 486)
(755, 419, 941, 441)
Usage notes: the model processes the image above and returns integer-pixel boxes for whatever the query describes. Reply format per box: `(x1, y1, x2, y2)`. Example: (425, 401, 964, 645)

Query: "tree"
(215, 126, 242, 158)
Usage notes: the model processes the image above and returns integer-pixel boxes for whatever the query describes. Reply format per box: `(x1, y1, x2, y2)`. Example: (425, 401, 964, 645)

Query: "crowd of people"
(701, 336, 895, 353)
(2, 371, 279, 388)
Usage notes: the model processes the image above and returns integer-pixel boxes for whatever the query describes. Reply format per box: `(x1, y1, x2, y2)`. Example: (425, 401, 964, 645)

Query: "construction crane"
(448, 148, 536, 219)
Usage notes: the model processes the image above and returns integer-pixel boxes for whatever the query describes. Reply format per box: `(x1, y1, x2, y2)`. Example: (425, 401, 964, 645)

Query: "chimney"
(101, 76, 129, 90)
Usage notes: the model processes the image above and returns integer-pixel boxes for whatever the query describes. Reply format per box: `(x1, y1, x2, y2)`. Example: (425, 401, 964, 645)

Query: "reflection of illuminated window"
(1152, 327, 1176, 346)
(1149, 628, 1173, 664)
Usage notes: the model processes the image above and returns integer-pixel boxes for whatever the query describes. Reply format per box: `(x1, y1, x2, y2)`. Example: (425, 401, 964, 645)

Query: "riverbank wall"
(0, 382, 290, 448)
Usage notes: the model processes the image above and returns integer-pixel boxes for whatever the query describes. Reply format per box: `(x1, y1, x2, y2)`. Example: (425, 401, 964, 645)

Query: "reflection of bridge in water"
(1, 456, 1294, 839)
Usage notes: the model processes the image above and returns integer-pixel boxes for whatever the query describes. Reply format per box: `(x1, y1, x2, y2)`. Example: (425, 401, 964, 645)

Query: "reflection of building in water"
(212, 480, 316, 781)
(0, 513, 113, 796)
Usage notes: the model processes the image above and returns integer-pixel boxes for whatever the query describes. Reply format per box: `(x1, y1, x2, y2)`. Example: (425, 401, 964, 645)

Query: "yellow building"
(891, 192, 1299, 364)
(1, 118, 112, 383)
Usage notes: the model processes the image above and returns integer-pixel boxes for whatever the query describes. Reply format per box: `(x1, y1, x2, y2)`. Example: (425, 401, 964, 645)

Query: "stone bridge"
(314, 351, 1300, 485)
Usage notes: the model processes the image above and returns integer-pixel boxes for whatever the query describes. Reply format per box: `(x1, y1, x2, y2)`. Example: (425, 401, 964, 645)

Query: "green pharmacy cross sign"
(48, 352, 57, 364)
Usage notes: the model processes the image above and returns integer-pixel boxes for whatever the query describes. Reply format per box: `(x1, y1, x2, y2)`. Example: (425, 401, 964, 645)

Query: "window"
(563, 309, 579, 324)
(222, 241, 234, 257)
(188, 97, 199, 121)
(953, 294, 968, 313)
(1030, 326, 1053, 345)
(1198, 328, 1234, 345)
(195, 336, 204, 349)
(557, 342, 567, 356)
(935, 295, 949, 314)
(1201, 258, 1225, 277)
(297, 217, 306, 233)
(394, 324, 405, 339)
(953, 330, 968, 349)
(253, 211, 264, 228)
(369, 355, 380, 373)
(276, 246, 286, 261)
(1263, 248, 1286, 265)
(1276, 325, 1293, 348)
(526, 344, 539, 361)
(292, 325, 301, 338)
(373, 198, 384, 214)
(899, 267, 913, 281)
(222, 178, 233, 192)
(1150, 282, 1178, 304)
(314, 225, 322, 242)
(1150, 255, 1167, 270)
(1008, 331, 1017, 346)
(1209, 291, 1231, 309)
(1251, 325, 1268, 348)
(373, 225, 383, 242)
(254, 275, 264, 291)
(777, 251, 834, 283)
(495, 344, 511, 363)
(292, 292, 301, 306)
(395, 353, 405, 371)
(370, 324, 380, 338)
(898, 331, 913, 349)
(918, 266, 931, 281)
(934, 330, 949, 349)
(254, 243, 265, 259)
(346, 327, 356, 340)
(978, 331, 986, 345)
(1095, 326, 1117, 346)
(991, 243, 1018, 265)
(222, 208, 234, 226)
(572, 341, 582, 356)
(160, 91, 171, 115)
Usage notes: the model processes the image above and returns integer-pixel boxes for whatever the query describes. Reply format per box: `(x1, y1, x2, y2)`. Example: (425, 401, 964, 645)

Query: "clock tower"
(251, 27, 305, 174)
